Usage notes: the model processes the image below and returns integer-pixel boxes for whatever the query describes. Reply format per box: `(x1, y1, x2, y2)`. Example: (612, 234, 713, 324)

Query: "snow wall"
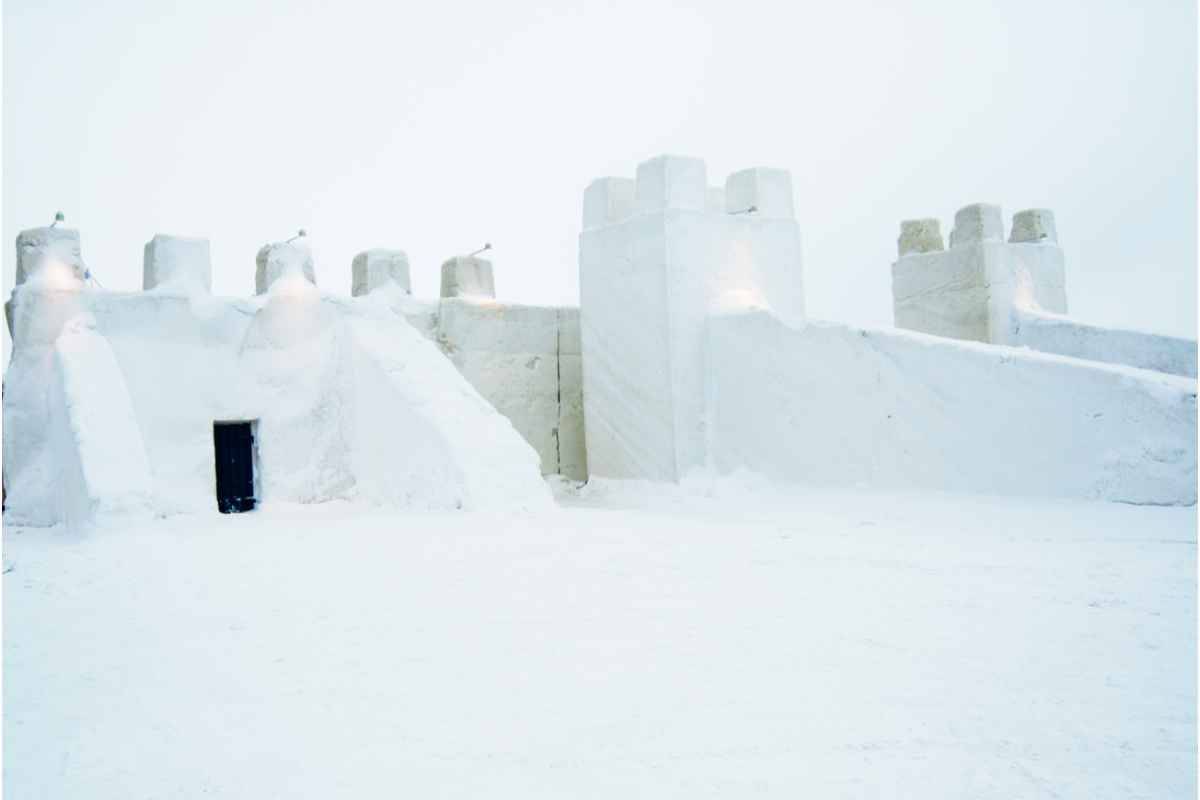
(580, 157, 1197, 504)
(708, 312, 1196, 505)
(3, 236, 551, 527)
(353, 255, 587, 481)
(432, 299, 585, 481)
(892, 206, 1196, 378)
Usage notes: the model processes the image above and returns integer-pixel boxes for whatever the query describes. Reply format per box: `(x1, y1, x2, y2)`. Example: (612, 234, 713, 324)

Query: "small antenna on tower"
(730, 205, 758, 216)
(468, 242, 492, 258)
(286, 228, 307, 243)
(51, 211, 65, 228)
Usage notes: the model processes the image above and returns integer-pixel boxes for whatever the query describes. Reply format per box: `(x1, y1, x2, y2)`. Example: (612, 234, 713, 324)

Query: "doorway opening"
(213, 421, 258, 513)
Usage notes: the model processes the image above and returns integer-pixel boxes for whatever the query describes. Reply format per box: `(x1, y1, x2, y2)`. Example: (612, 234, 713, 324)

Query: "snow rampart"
(707, 311, 1197, 505)
(892, 205, 1196, 377)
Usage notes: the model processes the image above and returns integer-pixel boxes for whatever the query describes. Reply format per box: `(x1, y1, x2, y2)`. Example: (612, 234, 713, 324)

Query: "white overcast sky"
(3, 0, 1196, 339)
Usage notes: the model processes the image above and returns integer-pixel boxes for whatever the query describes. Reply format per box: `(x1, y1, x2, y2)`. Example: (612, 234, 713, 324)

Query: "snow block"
(440, 256, 495, 299)
(15, 226, 85, 286)
(143, 234, 212, 292)
(898, 219, 944, 256)
(708, 310, 1197, 505)
(1010, 208, 1058, 244)
(352, 249, 411, 296)
(635, 155, 707, 213)
(256, 239, 316, 295)
(724, 167, 795, 219)
(949, 203, 1004, 248)
(582, 177, 636, 230)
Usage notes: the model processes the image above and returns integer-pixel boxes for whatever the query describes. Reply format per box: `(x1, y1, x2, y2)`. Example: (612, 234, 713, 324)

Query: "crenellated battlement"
(583, 156, 799, 231)
(891, 201, 1069, 346)
(896, 203, 1060, 259)
(891, 203, 1194, 377)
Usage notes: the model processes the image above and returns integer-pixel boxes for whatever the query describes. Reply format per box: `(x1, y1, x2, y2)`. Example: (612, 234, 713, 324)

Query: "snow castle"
(3, 154, 1196, 527)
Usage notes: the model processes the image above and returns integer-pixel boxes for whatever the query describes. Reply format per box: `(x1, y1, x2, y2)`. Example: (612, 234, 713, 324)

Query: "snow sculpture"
(143, 234, 212, 292)
(440, 255, 495, 299)
(352, 249, 410, 296)
(892, 204, 1196, 377)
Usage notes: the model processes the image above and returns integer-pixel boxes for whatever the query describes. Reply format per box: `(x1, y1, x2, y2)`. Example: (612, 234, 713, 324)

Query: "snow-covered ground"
(4, 481, 1195, 798)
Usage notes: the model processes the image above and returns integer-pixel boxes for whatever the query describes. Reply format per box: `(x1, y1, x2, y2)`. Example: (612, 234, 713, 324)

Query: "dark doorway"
(213, 421, 257, 513)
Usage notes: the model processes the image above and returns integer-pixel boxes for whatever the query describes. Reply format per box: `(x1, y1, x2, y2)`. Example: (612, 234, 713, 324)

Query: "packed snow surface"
(4, 481, 1195, 798)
